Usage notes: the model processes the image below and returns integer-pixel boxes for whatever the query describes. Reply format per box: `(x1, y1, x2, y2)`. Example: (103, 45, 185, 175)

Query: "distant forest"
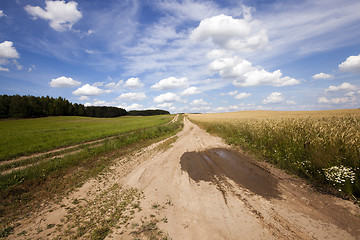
(0, 95, 169, 118)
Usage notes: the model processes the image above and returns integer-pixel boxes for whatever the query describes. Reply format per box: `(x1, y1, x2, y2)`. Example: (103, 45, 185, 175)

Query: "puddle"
(180, 148, 280, 199)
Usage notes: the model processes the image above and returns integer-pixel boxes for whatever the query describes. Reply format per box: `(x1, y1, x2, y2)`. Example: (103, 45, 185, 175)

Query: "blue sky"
(1, 0, 360, 113)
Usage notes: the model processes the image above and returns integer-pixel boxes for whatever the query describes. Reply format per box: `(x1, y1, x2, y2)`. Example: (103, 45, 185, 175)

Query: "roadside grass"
(0, 115, 183, 235)
(0, 115, 173, 161)
(188, 110, 360, 198)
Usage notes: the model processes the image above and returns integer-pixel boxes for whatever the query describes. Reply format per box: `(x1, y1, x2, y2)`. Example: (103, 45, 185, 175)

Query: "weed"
(0, 226, 14, 238)
(17, 230, 27, 236)
(47, 224, 55, 229)
(91, 227, 110, 240)
(152, 203, 160, 209)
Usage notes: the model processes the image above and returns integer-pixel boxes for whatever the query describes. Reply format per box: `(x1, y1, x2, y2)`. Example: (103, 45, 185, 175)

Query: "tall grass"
(0, 115, 172, 161)
(189, 110, 360, 198)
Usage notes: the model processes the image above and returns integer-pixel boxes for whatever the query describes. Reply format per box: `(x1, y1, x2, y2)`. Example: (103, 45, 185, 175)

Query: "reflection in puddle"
(180, 148, 280, 199)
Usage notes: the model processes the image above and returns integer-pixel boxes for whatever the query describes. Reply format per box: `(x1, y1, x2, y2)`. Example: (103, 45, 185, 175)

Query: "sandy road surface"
(12, 117, 360, 239)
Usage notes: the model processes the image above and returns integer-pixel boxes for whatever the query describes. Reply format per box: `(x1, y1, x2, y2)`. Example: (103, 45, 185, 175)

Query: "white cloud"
(210, 57, 299, 87)
(151, 77, 188, 90)
(325, 82, 357, 92)
(92, 82, 104, 87)
(13, 59, 23, 70)
(154, 92, 180, 103)
(191, 14, 268, 53)
(191, 99, 209, 106)
(0, 66, 9, 72)
(228, 90, 238, 96)
(0, 10, 6, 18)
(73, 84, 111, 96)
(0, 41, 20, 59)
(181, 86, 201, 96)
(262, 92, 284, 104)
(79, 96, 89, 101)
(312, 72, 334, 79)
(92, 100, 107, 106)
(259, 1, 360, 59)
(206, 49, 227, 59)
(124, 77, 144, 89)
(234, 92, 251, 100)
(286, 100, 296, 105)
(339, 54, 360, 73)
(25, 0, 82, 32)
(158, 0, 222, 22)
(106, 80, 123, 89)
(157, 102, 174, 109)
(49, 76, 81, 88)
(126, 103, 143, 111)
(28, 64, 36, 72)
(116, 92, 146, 101)
(318, 97, 352, 104)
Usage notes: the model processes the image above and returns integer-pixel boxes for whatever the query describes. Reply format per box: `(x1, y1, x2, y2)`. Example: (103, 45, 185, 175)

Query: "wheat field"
(188, 109, 360, 197)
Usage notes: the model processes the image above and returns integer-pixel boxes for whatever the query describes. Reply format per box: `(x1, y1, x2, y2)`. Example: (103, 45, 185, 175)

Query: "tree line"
(0, 95, 169, 118)
(127, 110, 170, 116)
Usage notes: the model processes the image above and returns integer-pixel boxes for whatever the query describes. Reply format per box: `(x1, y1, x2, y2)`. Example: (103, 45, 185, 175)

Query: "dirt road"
(12, 117, 360, 239)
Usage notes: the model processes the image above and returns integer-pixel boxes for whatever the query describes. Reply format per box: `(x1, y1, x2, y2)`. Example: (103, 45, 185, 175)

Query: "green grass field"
(0, 115, 173, 161)
(0, 115, 183, 233)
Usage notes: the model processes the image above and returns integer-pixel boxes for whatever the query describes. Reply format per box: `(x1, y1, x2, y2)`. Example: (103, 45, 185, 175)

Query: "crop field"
(0, 114, 183, 229)
(0, 115, 173, 161)
(188, 109, 360, 198)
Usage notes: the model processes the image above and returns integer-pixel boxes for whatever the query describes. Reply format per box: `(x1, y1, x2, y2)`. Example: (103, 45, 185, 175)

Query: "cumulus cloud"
(126, 103, 143, 110)
(106, 80, 123, 89)
(318, 97, 352, 104)
(262, 92, 283, 104)
(49, 76, 81, 88)
(191, 99, 209, 106)
(79, 96, 89, 101)
(286, 100, 296, 105)
(206, 49, 228, 59)
(180, 86, 201, 96)
(116, 92, 146, 101)
(234, 92, 251, 100)
(210, 57, 299, 87)
(157, 102, 174, 109)
(325, 82, 357, 92)
(312, 72, 334, 80)
(0, 10, 6, 18)
(0, 41, 20, 59)
(92, 100, 107, 106)
(339, 54, 360, 73)
(154, 92, 180, 103)
(124, 77, 144, 89)
(28, 64, 36, 72)
(25, 0, 82, 32)
(151, 77, 188, 90)
(0, 66, 9, 72)
(228, 90, 238, 96)
(73, 84, 110, 96)
(191, 14, 268, 52)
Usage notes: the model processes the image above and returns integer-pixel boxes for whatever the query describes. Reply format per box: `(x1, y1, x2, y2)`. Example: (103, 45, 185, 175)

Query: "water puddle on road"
(180, 148, 280, 199)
